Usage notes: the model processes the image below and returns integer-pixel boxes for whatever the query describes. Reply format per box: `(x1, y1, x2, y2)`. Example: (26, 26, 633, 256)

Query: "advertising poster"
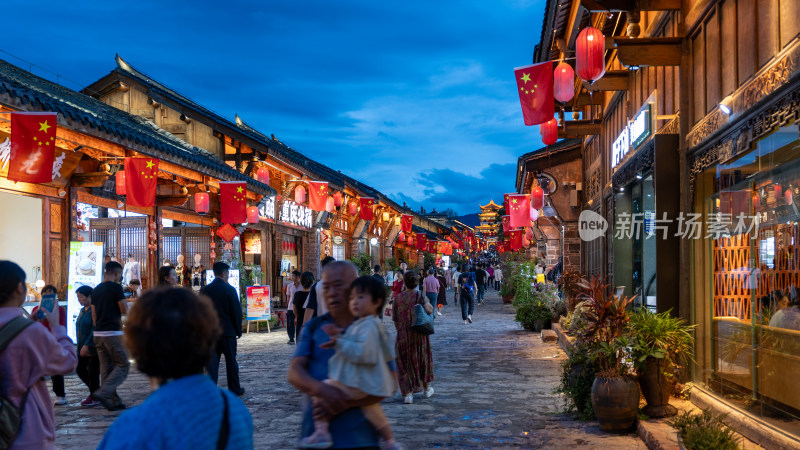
(66, 241, 104, 341)
(205, 269, 241, 299)
(536, 273, 546, 284)
(246, 285, 271, 321)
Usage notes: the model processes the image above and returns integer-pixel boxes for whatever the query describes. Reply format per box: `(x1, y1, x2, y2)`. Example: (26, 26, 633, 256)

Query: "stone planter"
(638, 357, 678, 417)
(591, 376, 639, 433)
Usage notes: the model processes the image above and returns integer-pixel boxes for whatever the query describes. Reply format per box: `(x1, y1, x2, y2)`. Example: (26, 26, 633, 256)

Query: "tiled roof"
(0, 58, 274, 196)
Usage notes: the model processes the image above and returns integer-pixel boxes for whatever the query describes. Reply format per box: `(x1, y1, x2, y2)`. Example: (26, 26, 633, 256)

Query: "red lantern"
(333, 191, 343, 207)
(531, 185, 544, 210)
(194, 192, 210, 215)
(295, 185, 306, 204)
(775, 184, 782, 201)
(398, 231, 406, 242)
(325, 196, 335, 212)
(554, 62, 575, 103)
(115, 171, 126, 196)
(256, 167, 270, 185)
(525, 227, 533, 240)
(576, 26, 606, 83)
(246, 206, 259, 224)
(787, 189, 794, 205)
(348, 202, 358, 216)
(540, 118, 558, 146)
(752, 193, 760, 209)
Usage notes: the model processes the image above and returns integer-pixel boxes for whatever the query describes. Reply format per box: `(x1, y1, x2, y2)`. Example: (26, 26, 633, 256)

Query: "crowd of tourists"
(0, 255, 505, 449)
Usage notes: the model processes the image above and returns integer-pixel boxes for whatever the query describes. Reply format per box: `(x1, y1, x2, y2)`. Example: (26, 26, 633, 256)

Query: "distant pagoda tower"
(476, 199, 502, 244)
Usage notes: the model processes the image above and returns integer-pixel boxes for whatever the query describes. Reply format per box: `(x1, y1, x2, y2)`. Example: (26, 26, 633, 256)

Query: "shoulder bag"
(411, 292, 435, 336)
(0, 316, 34, 448)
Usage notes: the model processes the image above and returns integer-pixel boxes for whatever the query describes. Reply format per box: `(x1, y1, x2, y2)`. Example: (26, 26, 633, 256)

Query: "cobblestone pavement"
(54, 289, 645, 449)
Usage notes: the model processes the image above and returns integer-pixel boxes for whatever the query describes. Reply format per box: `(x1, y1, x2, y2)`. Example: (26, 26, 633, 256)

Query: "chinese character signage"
(246, 285, 271, 321)
(258, 196, 276, 221)
(280, 200, 313, 228)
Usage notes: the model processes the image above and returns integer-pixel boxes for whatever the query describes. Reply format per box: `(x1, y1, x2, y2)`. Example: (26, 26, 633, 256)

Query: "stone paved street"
(54, 289, 645, 449)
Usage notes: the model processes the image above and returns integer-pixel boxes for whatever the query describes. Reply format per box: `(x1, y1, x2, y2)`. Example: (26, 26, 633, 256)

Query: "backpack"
(0, 316, 34, 448)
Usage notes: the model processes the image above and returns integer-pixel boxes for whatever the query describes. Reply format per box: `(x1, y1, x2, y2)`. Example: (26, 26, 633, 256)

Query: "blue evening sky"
(3, 0, 544, 215)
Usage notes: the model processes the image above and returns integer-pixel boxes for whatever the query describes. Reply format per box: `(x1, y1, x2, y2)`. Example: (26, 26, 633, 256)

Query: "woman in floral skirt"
(392, 271, 434, 404)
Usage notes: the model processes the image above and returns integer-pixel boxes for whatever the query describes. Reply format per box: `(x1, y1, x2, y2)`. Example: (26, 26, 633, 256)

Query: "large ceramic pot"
(533, 318, 551, 332)
(591, 376, 639, 433)
(638, 357, 678, 417)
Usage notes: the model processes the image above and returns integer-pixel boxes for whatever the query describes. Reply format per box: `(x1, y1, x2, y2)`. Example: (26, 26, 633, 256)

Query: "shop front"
(274, 198, 311, 303)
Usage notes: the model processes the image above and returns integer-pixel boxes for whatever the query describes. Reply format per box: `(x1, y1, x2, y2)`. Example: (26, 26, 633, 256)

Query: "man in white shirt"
(286, 271, 301, 345)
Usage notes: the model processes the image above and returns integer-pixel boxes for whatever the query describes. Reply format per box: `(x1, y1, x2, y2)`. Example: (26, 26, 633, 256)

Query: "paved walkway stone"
(53, 288, 646, 449)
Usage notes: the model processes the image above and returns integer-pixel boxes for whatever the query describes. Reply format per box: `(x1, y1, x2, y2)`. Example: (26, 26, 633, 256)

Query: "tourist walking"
(422, 268, 440, 317)
(288, 261, 389, 448)
(293, 271, 314, 345)
(392, 271, 435, 404)
(475, 264, 488, 306)
(156, 265, 178, 287)
(202, 262, 245, 396)
(451, 266, 461, 306)
(372, 265, 384, 284)
(435, 269, 448, 316)
(486, 265, 495, 290)
(97, 288, 253, 449)
(458, 265, 477, 324)
(30, 284, 68, 406)
(0, 260, 77, 449)
(74, 285, 101, 407)
(92, 261, 130, 411)
(494, 265, 503, 290)
(299, 276, 400, 450)
(286, 270, 301, 345)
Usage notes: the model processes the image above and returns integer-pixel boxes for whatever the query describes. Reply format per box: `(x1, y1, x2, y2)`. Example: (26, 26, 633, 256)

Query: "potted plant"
(560, 270, 583, 312)
(499, 281, 515, 304)
(558, 339, 602, 420)
(514, 282, 558, 331)
(627, 308, 695, 418)
(578, 276, 638, 433)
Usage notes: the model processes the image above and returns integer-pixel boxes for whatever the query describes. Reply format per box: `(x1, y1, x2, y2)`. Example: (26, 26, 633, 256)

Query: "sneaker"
(463, 320, 467, 325)
(424, 386, 435, 398)
(92, 393, 116, 411)
(299, 431, 333, 449)
(80, 395, 100, 407)
(54, 396, 67, 406)
(404, 394, 414, 404)
(436, 311, 442, 316)
(287, 340, 296, 345)
(467, 315, 473, 323)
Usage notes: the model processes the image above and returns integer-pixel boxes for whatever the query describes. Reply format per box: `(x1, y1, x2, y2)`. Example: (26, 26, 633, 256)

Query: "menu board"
(246, 286, 271, 321)
(66, 241, 104, 341)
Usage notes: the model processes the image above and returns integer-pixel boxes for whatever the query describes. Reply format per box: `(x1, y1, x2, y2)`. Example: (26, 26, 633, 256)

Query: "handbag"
(411, 292, 434, 336)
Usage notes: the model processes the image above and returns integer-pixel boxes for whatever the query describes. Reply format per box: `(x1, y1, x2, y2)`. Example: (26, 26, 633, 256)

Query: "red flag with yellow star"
(220, 181, 247, 224)
(124, 157, 159, 207)
(514, 62, 554, 126)
(508, 194, 531, 228)
(8, 112, 57, 183)
(308, 181, 328, 212)
(401, 214, 413, 233)
(359, 197, 375, 221)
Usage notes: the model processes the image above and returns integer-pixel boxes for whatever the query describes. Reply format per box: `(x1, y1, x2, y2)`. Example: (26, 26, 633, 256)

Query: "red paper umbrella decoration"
(398, 231, 406, 242)
(295, 185, 306, 204)
(246, 206, 259, 224)
(256, 167, 270, 185)
(540, 117, 558, 146)
(348, 202, 358, 216)
(553, 62, 575, 103)
(576, 26, 606, 83)
(194, 192, 210, 215)
(531, 185, 544, 210)
(333, 191, 343, 207)
(325, 196, 335, 212)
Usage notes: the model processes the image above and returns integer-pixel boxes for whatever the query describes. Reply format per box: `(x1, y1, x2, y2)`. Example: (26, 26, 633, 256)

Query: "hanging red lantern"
(325, 196, 335, 212)
(194, 192, 210, 215)
(398, 231, 406, 242)
(752, 193, 760, 209)
(531, 185, 545, 210)
(294, 185, 306, 204)
(246, 206, 259, 224)
(256, 167, 270, 185)
(553, 62, 575, 103)
(525, 227, 533, 240)
(576, 26, 606, 83)
(786, 188, 794, 205)
(115, 171, 126, 196)
(348, 201, 358, 216)
(540, 117, 558, 146)
(774, 184, 782, 201)
(333, 191, 343, 207)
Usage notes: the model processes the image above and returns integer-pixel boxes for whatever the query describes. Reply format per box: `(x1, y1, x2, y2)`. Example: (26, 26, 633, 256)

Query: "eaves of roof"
(0, 58, 275, 196)
(412, 225, 445, 241)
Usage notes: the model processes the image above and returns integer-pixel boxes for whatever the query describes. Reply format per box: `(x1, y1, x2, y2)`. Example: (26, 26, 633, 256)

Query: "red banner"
(359, 197, 375, 221)
(509, 229, 523, 250)
(401, 214, 413, 233)
(124, 157, 159, 207)
(416, 234, 427, 251)
(220, 181, 247, 224)
(308, 181, 328, 212)
(502, 215, 510, 233)
(9, 112, 57, 183)
(514, 62, 554, 126)
(508, 194, 531, 228)
(427, 241, 437, 253)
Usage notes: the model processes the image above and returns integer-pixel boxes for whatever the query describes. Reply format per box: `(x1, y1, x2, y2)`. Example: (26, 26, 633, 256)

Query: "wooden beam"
(614, 37, 683, 67)
(581, 0, 680, 11)
(71, 172, 109, 187)
(563, 120, 602, 136)
(156, 195, 189, 207)
(583, 70, 629, 91)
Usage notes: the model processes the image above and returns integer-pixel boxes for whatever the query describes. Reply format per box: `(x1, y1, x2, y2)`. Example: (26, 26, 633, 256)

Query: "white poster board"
(205, 269, 241, 299)
(66, 241, 104, 341)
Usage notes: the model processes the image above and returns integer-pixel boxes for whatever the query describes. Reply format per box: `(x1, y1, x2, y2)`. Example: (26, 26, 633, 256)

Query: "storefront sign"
(333, 235, 343, 245)
(612, 103, 653, 169)
(246, 285, 271, 320)
(258, 196, 276, 221)
(66, 241, 104, 341)
(280, 200, 313, 228)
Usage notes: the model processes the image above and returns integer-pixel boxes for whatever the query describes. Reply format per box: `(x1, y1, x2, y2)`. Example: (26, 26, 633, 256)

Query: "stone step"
(541, 329, 557, 343)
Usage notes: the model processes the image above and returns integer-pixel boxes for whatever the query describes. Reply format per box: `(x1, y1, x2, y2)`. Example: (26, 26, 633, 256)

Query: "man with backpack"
(457, 265, 477, 325)
(474, 264, 488, 306)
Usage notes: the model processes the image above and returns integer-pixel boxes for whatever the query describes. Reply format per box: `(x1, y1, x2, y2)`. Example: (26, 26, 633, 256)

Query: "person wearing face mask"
(74, 285, 101, 407)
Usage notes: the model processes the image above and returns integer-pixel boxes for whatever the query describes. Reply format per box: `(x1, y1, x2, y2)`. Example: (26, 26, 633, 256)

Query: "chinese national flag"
(508, 194, 531, 228)
(514, 62, 554, 126)
(510, 229, 523, 250)
(416, 234, 427, 251)
(220, 181, 247, 224)
(401, 214, 413, 233)
(427, 241, 437, 253)
(359, 197, 375, 221)
(308, 181, 328, 212)
(502, 215, 511, 233)
(504, 193, 511, 211)
(9, 112, 57, 183)
(124, 157, 159, 207)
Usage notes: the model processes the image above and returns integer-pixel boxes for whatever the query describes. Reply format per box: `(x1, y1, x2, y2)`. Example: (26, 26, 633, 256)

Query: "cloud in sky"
(3, 0, 546, 214)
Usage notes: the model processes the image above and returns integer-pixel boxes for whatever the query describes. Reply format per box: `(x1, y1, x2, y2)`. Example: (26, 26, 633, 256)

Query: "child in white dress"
(301, 276, 399, 449)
